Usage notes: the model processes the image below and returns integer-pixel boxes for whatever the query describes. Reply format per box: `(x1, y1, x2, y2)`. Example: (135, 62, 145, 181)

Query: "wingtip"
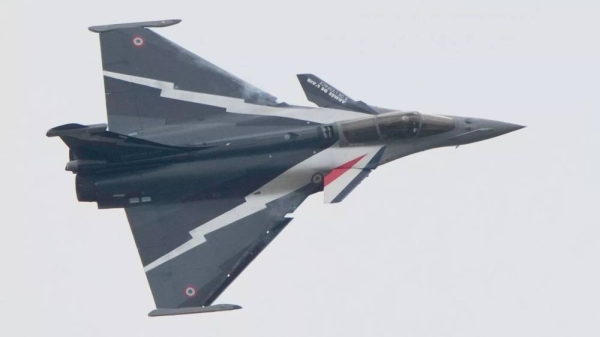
(148, 304, 242, 317)
(88, 19, 182, 33)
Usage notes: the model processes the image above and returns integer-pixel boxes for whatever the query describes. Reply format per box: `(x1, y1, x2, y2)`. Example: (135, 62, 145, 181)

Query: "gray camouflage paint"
(47, 19, 524, 316)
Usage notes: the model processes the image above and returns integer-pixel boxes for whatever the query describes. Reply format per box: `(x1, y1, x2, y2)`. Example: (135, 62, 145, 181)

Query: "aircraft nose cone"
(485, 120, 526, 136)
(448, 118, 525, 145)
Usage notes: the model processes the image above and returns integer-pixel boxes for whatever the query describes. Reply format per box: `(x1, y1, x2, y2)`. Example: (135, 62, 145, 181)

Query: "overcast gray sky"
(3, 0, 600, 336)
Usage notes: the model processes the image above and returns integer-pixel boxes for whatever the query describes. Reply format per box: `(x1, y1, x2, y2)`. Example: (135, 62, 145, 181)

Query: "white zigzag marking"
(103, 71, 368, 124)
(142, 144, 383, 272)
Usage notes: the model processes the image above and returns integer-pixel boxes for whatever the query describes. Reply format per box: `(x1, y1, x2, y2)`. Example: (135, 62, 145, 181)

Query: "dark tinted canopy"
(340, 111, 455, 144)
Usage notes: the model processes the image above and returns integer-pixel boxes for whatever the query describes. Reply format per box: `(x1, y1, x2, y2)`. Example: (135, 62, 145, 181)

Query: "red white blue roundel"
(184, 285, 197, 298)
(132, 36, 144, 47)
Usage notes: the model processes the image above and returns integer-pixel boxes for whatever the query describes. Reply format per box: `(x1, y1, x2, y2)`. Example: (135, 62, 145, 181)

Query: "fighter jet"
(47, 20, 524, 316)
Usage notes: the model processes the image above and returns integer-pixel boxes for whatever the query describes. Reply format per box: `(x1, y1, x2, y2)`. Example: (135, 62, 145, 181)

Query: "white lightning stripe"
(142, 202, 262, 272)
(142, 143, 383, 273)
(103, 71, 368, 124)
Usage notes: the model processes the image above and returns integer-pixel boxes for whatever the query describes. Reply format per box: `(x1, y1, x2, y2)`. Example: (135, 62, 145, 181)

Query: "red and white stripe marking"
(323, 150, 382, 203)
(324, 155, 366, 187)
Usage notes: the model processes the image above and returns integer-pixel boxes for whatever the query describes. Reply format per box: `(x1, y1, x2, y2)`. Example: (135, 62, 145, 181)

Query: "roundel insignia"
(132, 36, 145, 47)
(311, 173, 324, 185)
(184, 285, 197, 298)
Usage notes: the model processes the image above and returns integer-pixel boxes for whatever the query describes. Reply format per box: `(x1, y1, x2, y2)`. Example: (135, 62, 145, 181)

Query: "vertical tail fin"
(297, 74, 378, 114)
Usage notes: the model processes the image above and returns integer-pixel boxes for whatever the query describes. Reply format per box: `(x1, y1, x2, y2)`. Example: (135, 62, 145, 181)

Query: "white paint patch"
(142, 143, 384, 272)
(103, 71, 369, 124)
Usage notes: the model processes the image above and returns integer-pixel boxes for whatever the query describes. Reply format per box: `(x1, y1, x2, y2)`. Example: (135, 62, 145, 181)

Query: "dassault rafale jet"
(47, 20, 524, 316)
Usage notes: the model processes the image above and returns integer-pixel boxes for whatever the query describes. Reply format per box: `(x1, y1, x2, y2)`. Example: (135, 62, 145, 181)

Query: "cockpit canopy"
(339, 111, 455, 145)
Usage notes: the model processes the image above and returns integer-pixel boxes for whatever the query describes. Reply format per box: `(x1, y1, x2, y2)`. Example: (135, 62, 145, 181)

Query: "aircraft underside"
(48, 19, 523, 316)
